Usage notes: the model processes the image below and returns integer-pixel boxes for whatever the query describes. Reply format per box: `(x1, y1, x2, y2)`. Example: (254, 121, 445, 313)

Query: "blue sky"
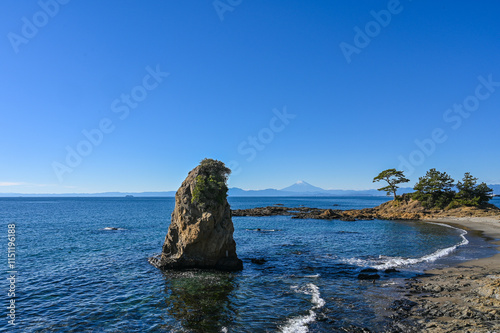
(1, 0, 499, 193)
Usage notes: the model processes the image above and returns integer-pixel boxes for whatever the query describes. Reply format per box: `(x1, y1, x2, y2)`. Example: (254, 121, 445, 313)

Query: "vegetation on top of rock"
(412, 169, 493, 209)
(373, 168, 494, 210)
(413, 168, 456, 209)
(373, 169, 410, 200)
(451, 172, 493, 208)
(191, 158, 231, 209)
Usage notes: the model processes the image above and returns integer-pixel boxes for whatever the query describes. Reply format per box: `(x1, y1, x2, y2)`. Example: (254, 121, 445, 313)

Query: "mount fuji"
(280, 181, 326, 193)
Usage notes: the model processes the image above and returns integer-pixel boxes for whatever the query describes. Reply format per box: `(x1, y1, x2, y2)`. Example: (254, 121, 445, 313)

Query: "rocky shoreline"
(232, 205, 373, 221)
(231, 197, 500, 221)
(383, 217, 500, 333)
(232, 200, 500, 332)
(389, 263, 500, 332)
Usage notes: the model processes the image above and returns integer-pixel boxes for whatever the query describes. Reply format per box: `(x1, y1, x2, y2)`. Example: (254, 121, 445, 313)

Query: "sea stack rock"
(150, 159, 243, 271)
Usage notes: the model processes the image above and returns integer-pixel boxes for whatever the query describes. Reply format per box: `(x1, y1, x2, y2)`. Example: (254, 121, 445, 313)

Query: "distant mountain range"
(228, 181, 417, 197)
(230, 182, 500, 197)
(0, 181, 498, 197)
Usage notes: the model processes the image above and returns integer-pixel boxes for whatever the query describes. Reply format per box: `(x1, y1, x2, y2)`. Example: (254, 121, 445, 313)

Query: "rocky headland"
(231, 196, 500, 222)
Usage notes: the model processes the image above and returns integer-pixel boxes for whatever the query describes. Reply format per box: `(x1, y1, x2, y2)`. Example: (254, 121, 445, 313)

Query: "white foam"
(342, 225, 469, 270)
(303, 274, 320, 278)
(245, 229, 280, 232)
(280, 283, 325, 333)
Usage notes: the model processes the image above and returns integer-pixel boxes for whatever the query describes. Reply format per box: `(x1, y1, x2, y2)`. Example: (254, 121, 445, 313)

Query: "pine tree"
(373, 169, 410, 200)
(455, 172, 493, 206)
(413, 168, 455, 208)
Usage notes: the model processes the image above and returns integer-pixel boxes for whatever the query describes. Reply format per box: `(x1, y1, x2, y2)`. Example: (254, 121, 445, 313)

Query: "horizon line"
(0, 183, 499, 196)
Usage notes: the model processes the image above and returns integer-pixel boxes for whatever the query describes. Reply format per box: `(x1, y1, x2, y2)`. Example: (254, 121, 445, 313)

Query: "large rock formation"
(150, 159, 243, 271)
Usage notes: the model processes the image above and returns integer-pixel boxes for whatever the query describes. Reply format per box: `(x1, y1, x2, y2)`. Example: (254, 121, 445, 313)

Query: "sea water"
(0, 196, 498, 332)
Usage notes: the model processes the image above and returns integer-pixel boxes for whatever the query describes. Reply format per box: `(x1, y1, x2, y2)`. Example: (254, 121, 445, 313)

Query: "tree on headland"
(374, 167, 494, 209)
(454, 172, 493, 207)
(413, 168, 455, 209)
(373, 169, 410, 200)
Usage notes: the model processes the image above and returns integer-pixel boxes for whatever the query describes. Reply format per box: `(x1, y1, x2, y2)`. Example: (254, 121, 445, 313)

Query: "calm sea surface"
(1, 196, 499, 332)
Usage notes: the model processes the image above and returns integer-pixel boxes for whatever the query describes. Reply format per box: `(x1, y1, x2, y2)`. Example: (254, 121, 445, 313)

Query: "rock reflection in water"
(161, 270, 236, 332)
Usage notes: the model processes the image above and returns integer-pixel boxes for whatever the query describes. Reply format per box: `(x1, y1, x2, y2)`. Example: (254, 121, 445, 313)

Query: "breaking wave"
(343, 224, 469, 270)
(280, 283, 325, 333)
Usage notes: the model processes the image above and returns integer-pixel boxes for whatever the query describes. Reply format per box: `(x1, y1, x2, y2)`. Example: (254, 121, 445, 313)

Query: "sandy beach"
(392, 217, 500, 332)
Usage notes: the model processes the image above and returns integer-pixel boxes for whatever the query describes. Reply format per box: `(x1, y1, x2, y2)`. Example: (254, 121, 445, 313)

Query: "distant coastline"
(1, 180, 499, 197)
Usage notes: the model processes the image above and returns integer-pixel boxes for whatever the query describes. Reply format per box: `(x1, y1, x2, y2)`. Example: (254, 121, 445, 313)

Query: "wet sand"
(392, 217, 500, 332)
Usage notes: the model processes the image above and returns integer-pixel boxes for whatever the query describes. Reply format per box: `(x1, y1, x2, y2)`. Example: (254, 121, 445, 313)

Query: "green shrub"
(191, 158, 231, 209)
(445, 200, 461, 210)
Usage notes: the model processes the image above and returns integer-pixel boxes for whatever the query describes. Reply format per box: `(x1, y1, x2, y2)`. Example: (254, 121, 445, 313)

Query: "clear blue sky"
(1, 0, 499, 193)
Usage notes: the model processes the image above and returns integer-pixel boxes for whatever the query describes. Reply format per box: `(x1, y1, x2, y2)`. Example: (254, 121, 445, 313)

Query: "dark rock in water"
(390, 298, 418, 313)
(318, 209, 341, 220)
(149, 159, 243, 271)
(361, 268, 378, 273)
(358, 273, 381, 280)
(251, 258, 267, 265)
(342, 325, 372, 332)
(385, 268, 400, 274)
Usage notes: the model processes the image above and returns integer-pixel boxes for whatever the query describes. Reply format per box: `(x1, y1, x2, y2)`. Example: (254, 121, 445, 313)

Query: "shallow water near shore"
(1, 196, 499, 332)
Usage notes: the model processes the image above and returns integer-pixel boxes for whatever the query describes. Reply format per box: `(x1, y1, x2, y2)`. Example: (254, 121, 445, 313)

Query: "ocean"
(1, 196, 499, 332)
